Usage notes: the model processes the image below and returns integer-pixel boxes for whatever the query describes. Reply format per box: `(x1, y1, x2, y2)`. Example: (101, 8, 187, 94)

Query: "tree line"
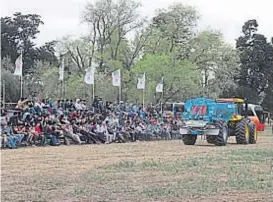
(1, 0, 273, 112)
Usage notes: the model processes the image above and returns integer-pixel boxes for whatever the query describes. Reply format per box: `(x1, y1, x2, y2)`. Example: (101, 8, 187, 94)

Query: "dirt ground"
(1, 130, 273, 202)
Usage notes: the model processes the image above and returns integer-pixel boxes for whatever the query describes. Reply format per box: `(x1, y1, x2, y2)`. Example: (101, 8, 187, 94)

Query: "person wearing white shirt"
(74, 99, 83, 110)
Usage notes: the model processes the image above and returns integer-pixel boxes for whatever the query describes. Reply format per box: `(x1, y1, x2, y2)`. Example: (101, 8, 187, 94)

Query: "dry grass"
(1, 130, 273, 202)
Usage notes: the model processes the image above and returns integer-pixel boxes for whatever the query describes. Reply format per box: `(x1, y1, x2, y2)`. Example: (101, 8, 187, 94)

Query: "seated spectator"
(44, 120, 60, 146)
(3, 122, 25, 149)
(60, 118, 82, 145)
(75, 99, 83, 110)
(9, 112, 22, 126)
(14, 123, 32, 145)
(15, 98, 29, 110)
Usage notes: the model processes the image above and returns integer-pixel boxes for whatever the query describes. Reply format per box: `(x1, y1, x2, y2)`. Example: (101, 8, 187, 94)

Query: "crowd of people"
(0, 97, 184, 149)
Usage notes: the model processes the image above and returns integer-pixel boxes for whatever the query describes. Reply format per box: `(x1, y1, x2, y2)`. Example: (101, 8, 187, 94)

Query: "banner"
(137, 72, 146, 89)
(84, 66, 95, 85)
(112, 69, 121, 86)
(14, 53, 23, 76)
(156, 77, 164, 93)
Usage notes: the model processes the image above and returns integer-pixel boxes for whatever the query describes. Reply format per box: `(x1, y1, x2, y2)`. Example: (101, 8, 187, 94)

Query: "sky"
(1, 0, 273, 47)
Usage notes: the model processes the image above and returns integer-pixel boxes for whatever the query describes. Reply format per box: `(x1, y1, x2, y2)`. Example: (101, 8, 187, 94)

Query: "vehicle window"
(175, 105, 184, 112)
(164, 104, 173, 111)
(247, 109, 255, 116)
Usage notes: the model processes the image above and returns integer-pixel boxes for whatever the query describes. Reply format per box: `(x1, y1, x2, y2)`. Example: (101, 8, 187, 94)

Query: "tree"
(82, 0, 146, 72)
(56, 37, 94, 75)
(1, 12, 57, 75)
(236, 19, 273, 103)
(190, 30, 240, 98)
(262, 38, 273, 112)
(144, 3, 198, 56)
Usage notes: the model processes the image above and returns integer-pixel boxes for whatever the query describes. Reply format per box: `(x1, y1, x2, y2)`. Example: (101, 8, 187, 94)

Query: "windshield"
(174, 104, 184, 112)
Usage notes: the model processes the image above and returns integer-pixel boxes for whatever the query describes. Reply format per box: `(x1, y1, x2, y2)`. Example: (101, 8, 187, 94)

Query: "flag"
(59, 57, 64, 81)
(112, 69, 121, 86)
(84, 66, 95, 85)
(137, 72, 146, 89)
(14, 53, 23, 76)
(156, 77, 164, 93)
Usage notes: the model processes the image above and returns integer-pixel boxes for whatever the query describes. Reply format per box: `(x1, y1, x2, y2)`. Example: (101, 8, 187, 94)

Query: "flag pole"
(142, 88, 145, 109)
(20, 50, 23, 98)
(161, 81, 164, 113)
(3, 80, 5, 105)
(60, 81, 63, 99)
(161, 91, 163, 113)
(92, 84, 95, 101)
(20, 74, 23, 98)
(119, 70, 122, 102)
(142, 72, 145, 108)
(62, 80, 65, 99)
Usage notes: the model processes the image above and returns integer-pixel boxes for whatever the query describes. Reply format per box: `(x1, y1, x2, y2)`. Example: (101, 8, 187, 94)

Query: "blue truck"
(180, 97, 257, 146)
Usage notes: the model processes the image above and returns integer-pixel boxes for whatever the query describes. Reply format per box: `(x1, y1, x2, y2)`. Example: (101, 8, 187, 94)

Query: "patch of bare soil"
(1, 134, 272, 202)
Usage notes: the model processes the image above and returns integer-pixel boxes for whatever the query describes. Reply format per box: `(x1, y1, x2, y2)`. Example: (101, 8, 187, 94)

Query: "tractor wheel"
(235, 118, 250, 144)
(206, 135, 216, 144)
(182, 134, 197, 145)
(214, 121, 228, 146)
(249, 122, 257, 144)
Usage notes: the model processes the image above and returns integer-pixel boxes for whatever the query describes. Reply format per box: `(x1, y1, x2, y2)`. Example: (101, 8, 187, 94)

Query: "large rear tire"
(182, 134, 197, 145)
(214, 121, 228, 146)
(249, 122, 257, 144)
(235, 118, 250, 144)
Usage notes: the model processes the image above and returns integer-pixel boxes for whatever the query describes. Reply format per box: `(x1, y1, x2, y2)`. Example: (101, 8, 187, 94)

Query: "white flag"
(112, 69, 121, 86)
(14, 53, 23, 76)
(84, 66, 95, 85)
(59, 57, 64, 81)
(156, 77, 164, 93)
(137, 72, 146, 89)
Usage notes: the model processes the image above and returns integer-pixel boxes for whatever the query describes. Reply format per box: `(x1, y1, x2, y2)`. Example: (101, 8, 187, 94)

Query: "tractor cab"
(246, 104, 267, 131)
(216, 98, 266, 131)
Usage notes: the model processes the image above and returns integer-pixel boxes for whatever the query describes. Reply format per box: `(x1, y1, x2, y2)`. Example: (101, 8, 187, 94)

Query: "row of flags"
(83, 68, 164, 92)
(12, 53, 164, 93)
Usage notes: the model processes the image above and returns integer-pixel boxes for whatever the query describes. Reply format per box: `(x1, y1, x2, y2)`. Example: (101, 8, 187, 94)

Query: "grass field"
(1, 129, 273, 202)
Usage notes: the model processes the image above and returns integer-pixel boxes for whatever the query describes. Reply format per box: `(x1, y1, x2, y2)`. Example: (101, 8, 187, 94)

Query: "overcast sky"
(2, 0, 273, 46)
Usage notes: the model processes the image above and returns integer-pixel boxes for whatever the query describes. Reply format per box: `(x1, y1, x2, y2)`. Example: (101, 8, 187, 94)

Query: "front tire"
(235, 118, 250, 144)
(214, 121, 228, 146)
(182, 134, 197, 145)
(249, 122, 257, 144)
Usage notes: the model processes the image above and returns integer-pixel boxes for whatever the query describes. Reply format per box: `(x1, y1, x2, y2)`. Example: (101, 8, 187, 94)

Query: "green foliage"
(1, 12, 57, 76)
(144, 3, 198, 56)
(133, 54, 201, 102)
(190, 30, 240, 97)
(236, 19, 273, 104)
(4, 2, 272, 108)
(1, 69, 22, 102)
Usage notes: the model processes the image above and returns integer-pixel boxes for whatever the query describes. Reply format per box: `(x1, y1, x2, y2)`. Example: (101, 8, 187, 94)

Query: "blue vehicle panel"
(182, 98, 236, 124)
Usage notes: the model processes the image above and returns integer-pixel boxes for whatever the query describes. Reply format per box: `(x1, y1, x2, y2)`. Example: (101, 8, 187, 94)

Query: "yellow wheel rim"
(245, 126, 249, 140)
(254, 128, 258, 141)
